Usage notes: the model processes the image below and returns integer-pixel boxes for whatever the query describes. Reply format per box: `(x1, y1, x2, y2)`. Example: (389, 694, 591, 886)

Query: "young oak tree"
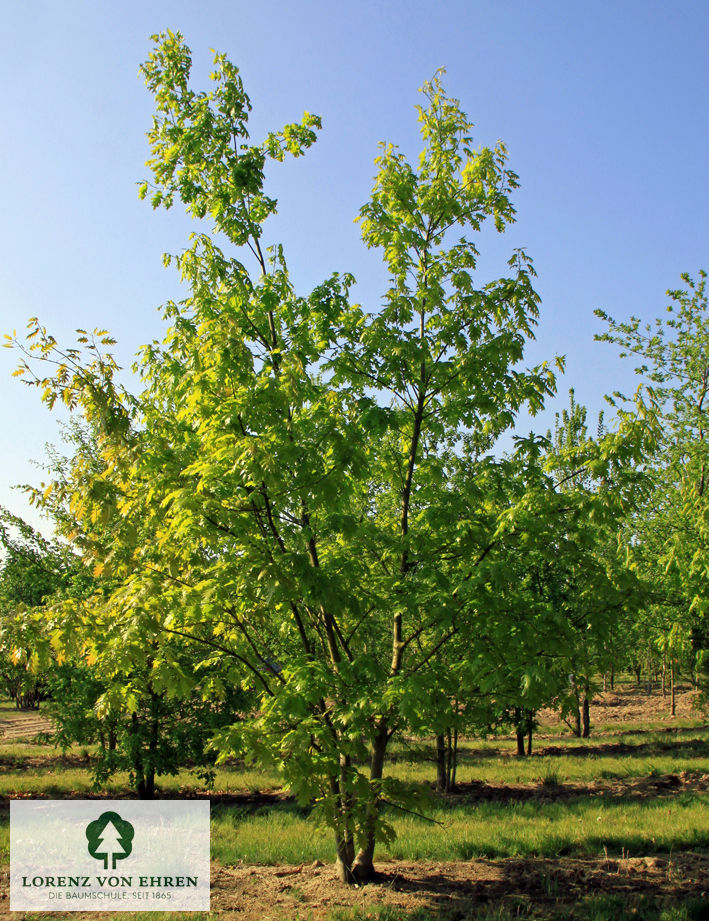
(12, 419, 249, 799)
(454, 402, 651, 753)
(8, 32, 651, 883)
(0, 507, 78, 709)
(597, 272, 709, 708)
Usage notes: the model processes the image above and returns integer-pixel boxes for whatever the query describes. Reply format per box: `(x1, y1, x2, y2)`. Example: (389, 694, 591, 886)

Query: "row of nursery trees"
(1, 32, 708, 884)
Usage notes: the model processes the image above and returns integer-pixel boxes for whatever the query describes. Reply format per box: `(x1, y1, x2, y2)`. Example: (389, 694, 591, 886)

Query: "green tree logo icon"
(86, 811, 134, 870)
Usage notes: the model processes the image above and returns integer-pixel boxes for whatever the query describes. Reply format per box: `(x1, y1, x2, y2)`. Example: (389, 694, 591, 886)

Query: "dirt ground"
(1, 853, 707, 921)
(538, 680, 703, 731)
(0, 703, 53, 743)
(210, 853, 709, 919)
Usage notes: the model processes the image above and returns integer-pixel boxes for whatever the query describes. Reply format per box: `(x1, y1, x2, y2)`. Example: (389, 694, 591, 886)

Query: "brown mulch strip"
(212, 854, 709, 919)
(0, 854, 707, 920)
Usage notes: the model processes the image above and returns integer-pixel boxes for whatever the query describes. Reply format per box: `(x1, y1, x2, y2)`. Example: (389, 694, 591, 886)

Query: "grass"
(1, 682, 708, 920)
(2, 704, 707, 798)
(19, 778, 705, 872)
(0, 738, 281, 797)
(339, 899, 709, 920)
(45, 895, 707, 921)
(6, 903, 709, 921)
(72, 724, 709, 794)
(2, 702, 709, 870)
(207, 789, 709, 864)
(11, 915, 220, 921)
(386, 726, 709, 787)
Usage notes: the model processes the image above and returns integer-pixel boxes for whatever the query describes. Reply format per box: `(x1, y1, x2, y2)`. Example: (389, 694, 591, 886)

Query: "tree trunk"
(130, 707, 157, 800)
(332, 756, 356, 884)
(334, 834, 356, 884)
(662, 654, 667, 697)
(569, 675, 581, 737)
(670, 661, 676, 717)
(137, 690, 160, 799)
(610, 665, 615, 691)
(451, 729, 458, 789)
(436, 728, 458, 789)
(581, 694, 590, 738)
(514, 707, 525, 756)
(436, 734, 447, 791)
(445, 727, 453, 792)
(526, 722, 533, 756)
(634, 664, 642, 687)
(15, 684, 41, 710)
(137, 771, 155, 799)
(351, 724, 389, 884)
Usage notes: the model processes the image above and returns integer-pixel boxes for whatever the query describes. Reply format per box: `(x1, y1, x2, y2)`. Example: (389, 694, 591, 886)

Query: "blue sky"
(2, 1, 708, 532)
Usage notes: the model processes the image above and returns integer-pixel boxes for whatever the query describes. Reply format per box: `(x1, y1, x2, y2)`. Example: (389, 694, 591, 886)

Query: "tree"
(8, 33, 652, 883)
(471, 402, 649, 747)
(545, 391, 611, 738)
(0, 507, 78, 709)
(12, 424, 249, 797)
(596, 271, 709, 710)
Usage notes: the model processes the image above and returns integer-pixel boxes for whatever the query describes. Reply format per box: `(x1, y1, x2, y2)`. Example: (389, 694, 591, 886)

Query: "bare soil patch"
(0, 703, 53, 742)
(210, 854, 709, 919)
(539, 683, 704, 731)
(449, 768, 709, 806)
(2, 854, 705, 920)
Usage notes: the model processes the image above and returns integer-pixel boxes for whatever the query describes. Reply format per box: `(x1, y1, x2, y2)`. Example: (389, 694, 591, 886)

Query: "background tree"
(4, 423, 248, 797)
(597, 270, 709, 709)
(544, 390, 612, 738)
(0, 507, 77, 709)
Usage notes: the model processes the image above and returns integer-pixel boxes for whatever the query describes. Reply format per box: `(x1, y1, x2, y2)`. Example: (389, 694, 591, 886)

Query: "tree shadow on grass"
(0, 751, 88, 771)
(450, 829, 709, 861)
(436, 769, 709, 809)
(372, 853, 709, 920)
(388, 744, 502, 765)
(538, 736, 709, 759)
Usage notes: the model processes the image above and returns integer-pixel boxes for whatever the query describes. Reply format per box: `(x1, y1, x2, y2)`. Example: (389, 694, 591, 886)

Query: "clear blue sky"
(2, 0, 708, 532)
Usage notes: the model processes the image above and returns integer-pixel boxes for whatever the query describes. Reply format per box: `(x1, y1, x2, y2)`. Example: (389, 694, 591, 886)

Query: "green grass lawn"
(208, 790, 709, 865)
(2, 717, 708, 868)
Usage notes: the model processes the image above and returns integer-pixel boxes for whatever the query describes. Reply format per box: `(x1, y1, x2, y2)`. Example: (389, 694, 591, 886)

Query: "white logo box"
(11, 800, 210, 911)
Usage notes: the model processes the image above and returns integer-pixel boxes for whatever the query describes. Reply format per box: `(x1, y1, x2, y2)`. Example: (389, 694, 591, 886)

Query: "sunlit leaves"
(140, 31, 321, 246)
(597, 270, 709, 697)
(5, 32, 651, 874)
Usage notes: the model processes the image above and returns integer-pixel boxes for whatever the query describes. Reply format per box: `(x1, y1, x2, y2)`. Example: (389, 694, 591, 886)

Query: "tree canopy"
(5, 31, 664, 883)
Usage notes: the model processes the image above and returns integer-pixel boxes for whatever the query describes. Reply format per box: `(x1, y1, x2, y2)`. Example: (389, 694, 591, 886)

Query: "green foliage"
(0, 506, 79, 708)
(0, 434, 248, 797)
(6, 32, 654, 881)
(597, 271, 709, 699)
